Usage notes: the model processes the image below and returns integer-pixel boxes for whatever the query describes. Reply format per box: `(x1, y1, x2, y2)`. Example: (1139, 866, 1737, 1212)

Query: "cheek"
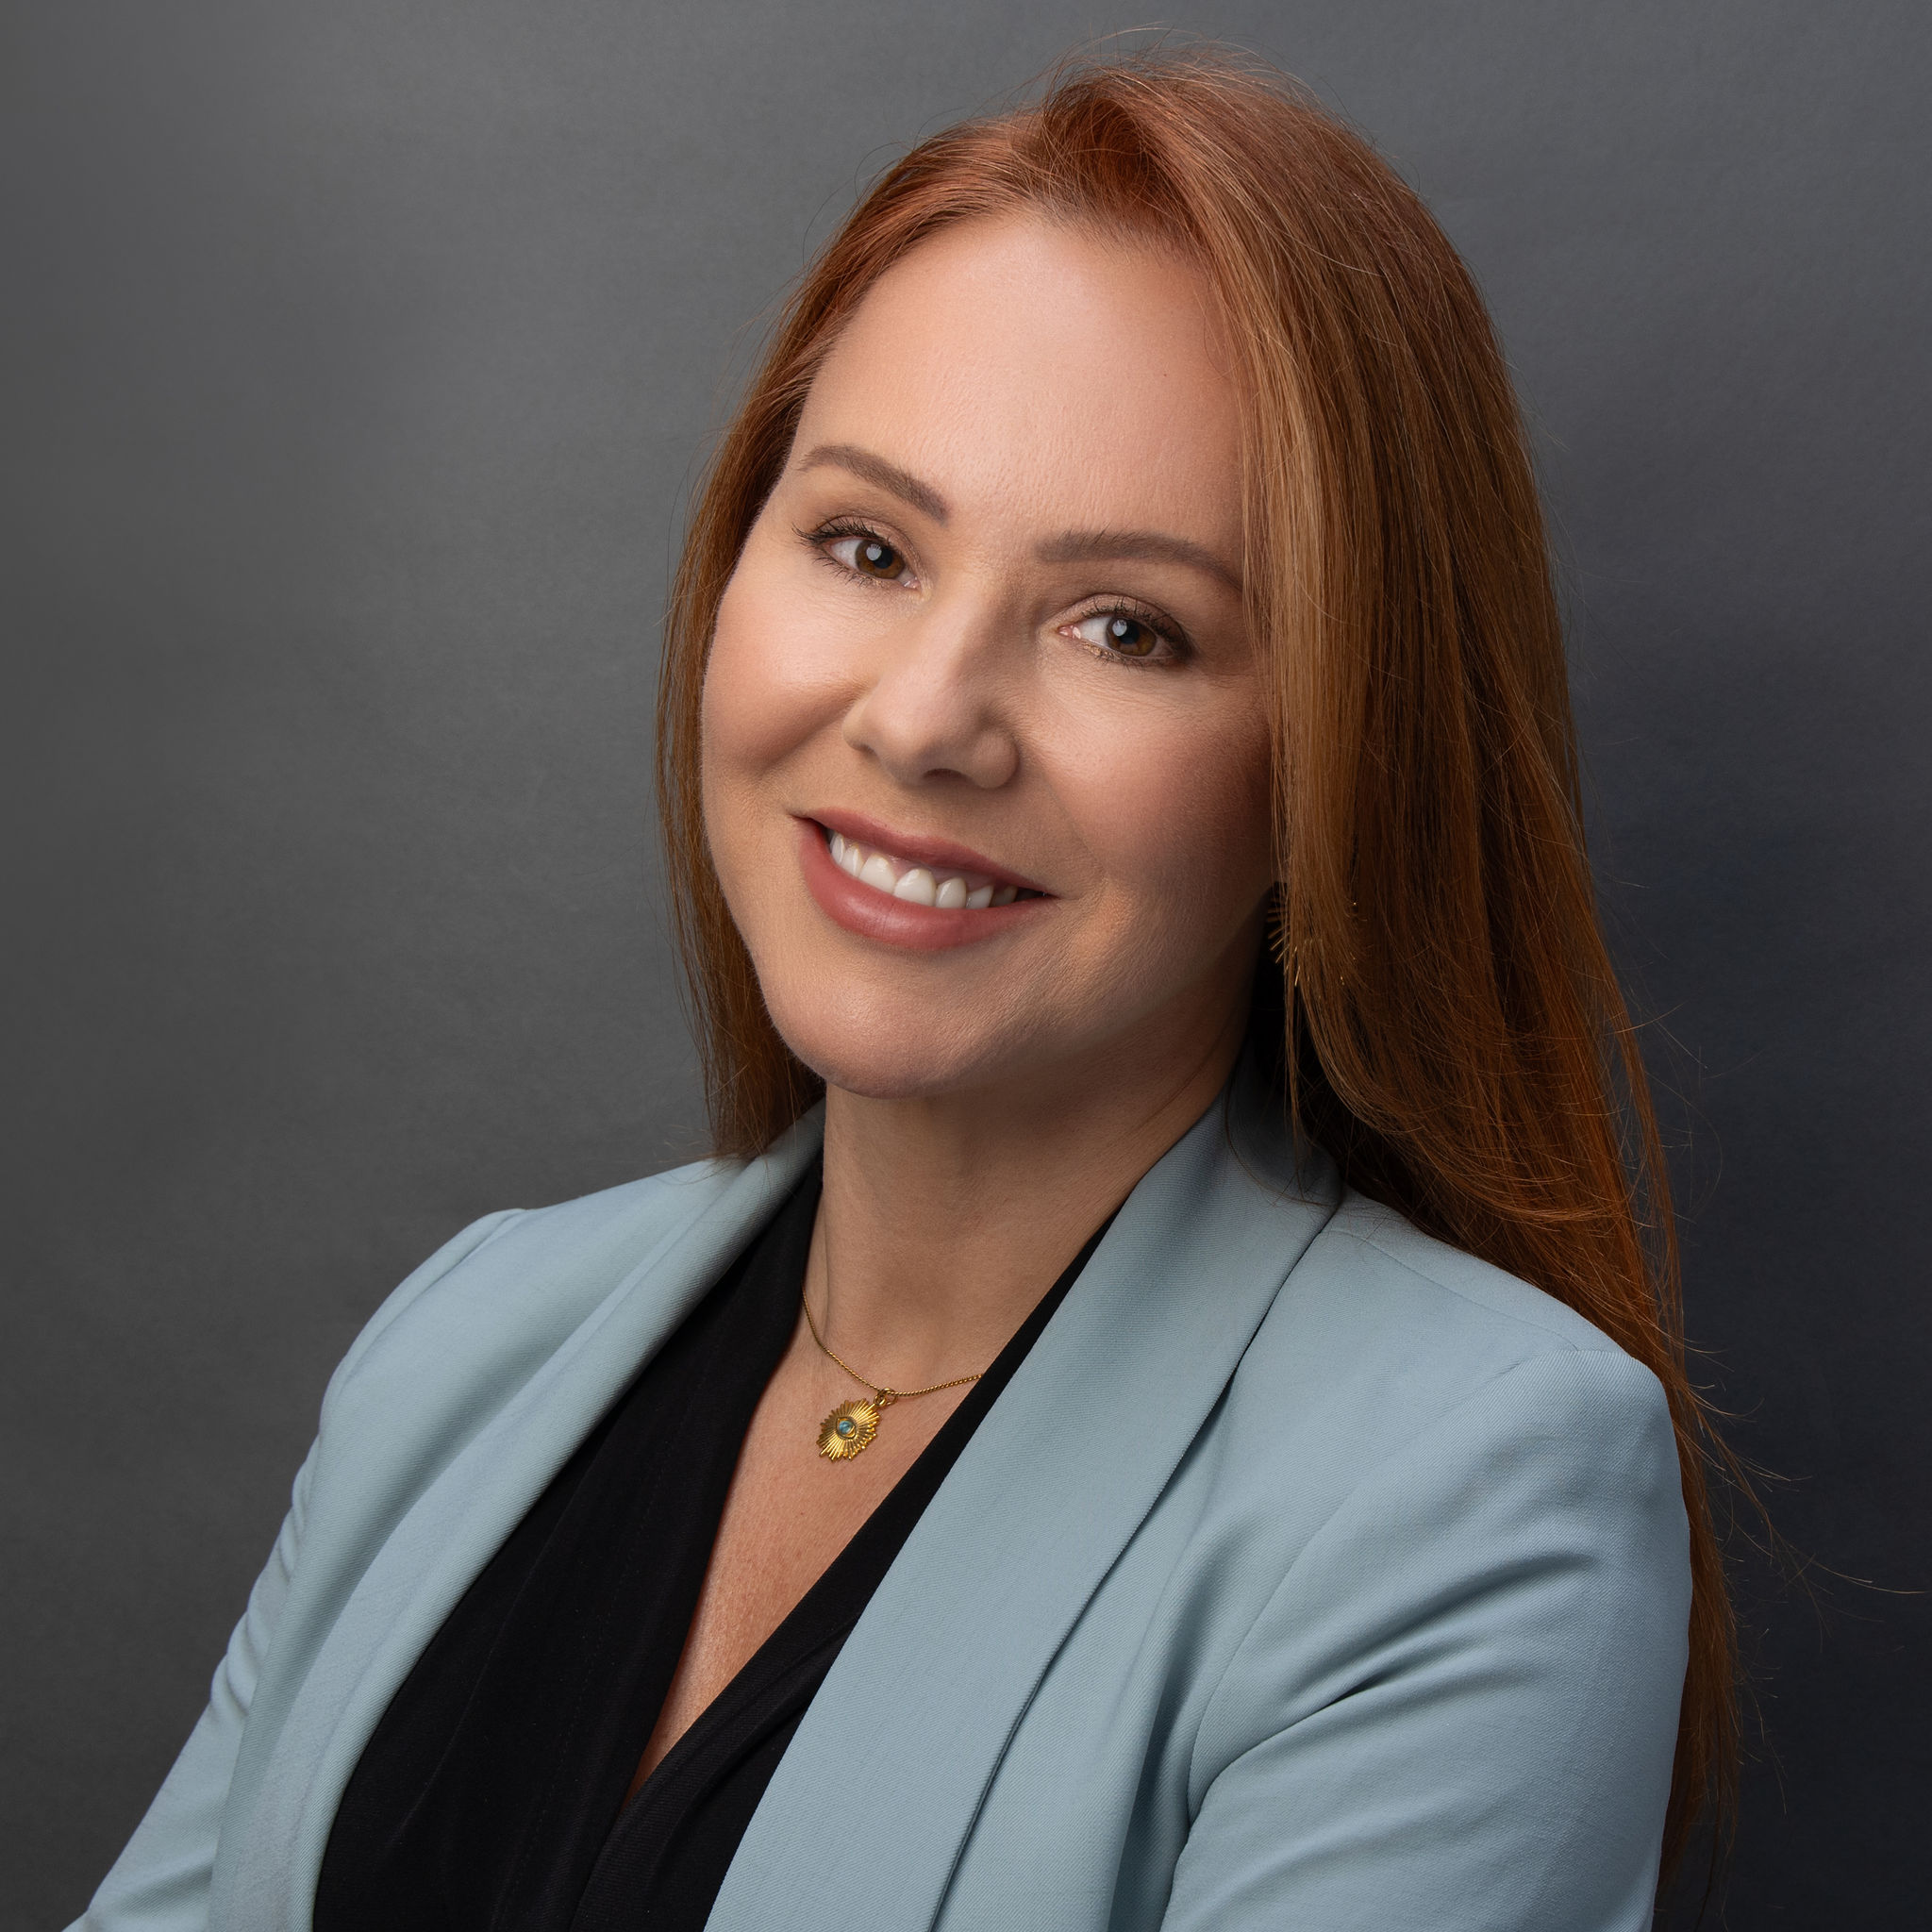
(700, 568, 824, 939)
(1071, 701, 1274, 931)
(703, 569, 809, 783)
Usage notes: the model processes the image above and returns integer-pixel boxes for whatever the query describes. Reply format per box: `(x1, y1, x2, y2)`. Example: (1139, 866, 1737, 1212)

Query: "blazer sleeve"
(66, 1208, 523, 1932)
(1162, 1346, 1691, 1932)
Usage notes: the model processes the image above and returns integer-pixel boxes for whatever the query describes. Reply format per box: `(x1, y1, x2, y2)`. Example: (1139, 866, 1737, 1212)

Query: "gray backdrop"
(4, 2, 1926, 1924)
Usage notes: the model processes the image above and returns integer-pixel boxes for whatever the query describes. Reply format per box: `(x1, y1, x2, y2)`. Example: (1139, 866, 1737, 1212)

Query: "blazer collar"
(216, 1063, 1338, 1931)
(707, 1059, 1341, 1931)
(214, 1113, 825, 1930)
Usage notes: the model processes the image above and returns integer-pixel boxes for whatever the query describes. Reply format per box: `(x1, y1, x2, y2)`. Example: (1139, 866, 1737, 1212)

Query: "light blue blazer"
(75, 1066, 1690, 1931)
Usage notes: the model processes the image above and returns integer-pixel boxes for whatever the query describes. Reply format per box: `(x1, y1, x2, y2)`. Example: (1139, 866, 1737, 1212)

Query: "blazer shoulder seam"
(1328, 1217, 1620, 1354)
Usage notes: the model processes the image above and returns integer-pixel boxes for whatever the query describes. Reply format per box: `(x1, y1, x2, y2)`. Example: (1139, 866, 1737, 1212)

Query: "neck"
(808, 988, 1251, 1390)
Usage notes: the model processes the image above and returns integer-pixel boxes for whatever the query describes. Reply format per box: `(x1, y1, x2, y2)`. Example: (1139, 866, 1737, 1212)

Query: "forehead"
(794, 213, 1241, 543)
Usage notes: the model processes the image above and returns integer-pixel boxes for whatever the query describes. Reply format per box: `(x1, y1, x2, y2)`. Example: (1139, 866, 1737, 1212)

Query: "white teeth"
(825, 827, 1028, 910)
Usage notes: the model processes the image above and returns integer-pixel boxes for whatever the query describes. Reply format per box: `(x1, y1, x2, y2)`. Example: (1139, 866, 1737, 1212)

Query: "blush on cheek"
(704, 588, 790, 768)
(704, 551, 862, 782)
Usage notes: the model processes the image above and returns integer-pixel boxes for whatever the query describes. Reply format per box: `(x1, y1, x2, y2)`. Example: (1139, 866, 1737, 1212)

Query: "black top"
(316, 1167, 1110, 1931)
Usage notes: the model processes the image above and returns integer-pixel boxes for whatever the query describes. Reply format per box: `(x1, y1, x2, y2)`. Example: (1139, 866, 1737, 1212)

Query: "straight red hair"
(656, 47, 1736, 1874)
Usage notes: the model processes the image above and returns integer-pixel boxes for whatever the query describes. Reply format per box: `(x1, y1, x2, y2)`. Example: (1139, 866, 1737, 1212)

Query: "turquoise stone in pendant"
(818, 1396, 882, 1461)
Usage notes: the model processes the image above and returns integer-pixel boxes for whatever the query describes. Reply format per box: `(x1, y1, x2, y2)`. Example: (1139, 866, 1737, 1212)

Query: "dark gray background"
(3, 2, 1925, 1924)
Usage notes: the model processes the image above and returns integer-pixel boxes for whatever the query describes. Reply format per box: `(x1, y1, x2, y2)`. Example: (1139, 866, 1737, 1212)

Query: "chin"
(760, 976, 1019, 1104)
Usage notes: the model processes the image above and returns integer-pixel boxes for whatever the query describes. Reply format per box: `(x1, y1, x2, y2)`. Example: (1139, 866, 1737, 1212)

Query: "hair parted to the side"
(656, 45, 1737, 1876)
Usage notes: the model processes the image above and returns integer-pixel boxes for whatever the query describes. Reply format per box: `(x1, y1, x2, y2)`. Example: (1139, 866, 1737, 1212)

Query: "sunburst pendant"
(817, 1396, 885, 1461)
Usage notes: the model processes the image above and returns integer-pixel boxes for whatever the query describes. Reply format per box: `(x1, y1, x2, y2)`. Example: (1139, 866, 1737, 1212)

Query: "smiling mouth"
(820, 825, 1047, 911)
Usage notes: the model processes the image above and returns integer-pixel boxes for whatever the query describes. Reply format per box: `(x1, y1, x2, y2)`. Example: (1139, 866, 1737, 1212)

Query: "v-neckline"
(315, 1159, 1114, 1932)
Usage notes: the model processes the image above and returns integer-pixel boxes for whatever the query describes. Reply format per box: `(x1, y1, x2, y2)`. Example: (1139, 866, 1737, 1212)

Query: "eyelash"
(797, 516, 1192, 669)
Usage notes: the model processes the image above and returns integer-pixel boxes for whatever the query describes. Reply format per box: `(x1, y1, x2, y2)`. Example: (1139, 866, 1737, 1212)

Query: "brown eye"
(1064, 608, 1182, 666)
(852, 535, 905, 580)
(814, 526, 918, 588)
(1098, 613, 1160, 658)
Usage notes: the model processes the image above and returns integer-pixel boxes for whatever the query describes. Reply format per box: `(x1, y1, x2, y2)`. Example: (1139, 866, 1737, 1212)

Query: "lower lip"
(796, 820, 1049, 953)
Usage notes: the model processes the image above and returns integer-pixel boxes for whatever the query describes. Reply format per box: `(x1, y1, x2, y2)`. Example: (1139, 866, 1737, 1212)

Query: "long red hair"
(656, 47, 1735, 1874)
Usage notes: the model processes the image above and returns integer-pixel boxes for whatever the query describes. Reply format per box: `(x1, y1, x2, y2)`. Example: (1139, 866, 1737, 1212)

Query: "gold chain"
(800, 1282, 986, 1405)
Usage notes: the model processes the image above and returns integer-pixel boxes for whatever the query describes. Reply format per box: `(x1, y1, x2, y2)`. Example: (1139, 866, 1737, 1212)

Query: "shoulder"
(1257, 1185, 1662, 1404)
(1209, 1065, 1659, 1450)
(315, 1155, 742, 1435)
(1215, 1187, 1682, 1553)
(1307, 1190, 1630, 1355)
(271, 1145, 809, 1613)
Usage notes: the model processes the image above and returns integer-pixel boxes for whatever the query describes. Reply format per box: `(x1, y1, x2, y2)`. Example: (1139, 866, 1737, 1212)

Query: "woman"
(74, 50, 1729, 1932)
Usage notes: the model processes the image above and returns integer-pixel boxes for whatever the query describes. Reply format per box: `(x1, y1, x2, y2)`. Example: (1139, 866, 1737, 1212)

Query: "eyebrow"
(795, 443, 950, 523)
(1036, 528, 1243, 596)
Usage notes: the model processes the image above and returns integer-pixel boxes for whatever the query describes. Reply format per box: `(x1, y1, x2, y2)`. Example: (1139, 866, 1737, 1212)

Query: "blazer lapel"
(212, 1113, 824, 1932)
(706, 1066, 1341, 1932)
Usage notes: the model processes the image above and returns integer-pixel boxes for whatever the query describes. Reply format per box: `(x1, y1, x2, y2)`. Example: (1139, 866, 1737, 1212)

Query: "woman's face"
(702, 213, 1274, 1106)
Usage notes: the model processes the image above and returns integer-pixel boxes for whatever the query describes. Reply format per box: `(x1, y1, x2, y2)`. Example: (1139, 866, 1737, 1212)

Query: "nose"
(841, 591, 1020, 791)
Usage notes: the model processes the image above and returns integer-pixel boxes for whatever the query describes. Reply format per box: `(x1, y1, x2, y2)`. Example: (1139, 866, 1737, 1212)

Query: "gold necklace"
(801, 1274, 985, 1463)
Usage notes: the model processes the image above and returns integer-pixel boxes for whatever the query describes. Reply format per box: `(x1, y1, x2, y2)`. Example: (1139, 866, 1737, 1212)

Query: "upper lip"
(805, 809, 1049, 894)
